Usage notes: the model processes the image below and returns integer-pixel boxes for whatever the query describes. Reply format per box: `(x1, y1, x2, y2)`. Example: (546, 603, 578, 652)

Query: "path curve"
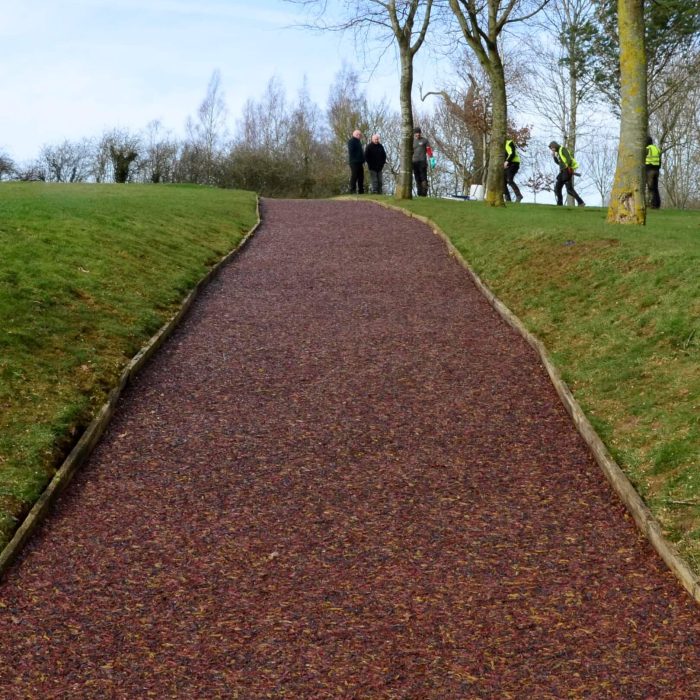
(1, 199, 698, 698)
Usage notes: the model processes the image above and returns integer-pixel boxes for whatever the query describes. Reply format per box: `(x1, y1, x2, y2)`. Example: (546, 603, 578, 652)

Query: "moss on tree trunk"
(607, 0, 647, 224)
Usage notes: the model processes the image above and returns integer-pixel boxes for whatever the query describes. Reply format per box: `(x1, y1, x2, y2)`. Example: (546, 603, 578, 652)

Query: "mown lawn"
(0, 183, 258, 548)
(388, 196, 700, 571)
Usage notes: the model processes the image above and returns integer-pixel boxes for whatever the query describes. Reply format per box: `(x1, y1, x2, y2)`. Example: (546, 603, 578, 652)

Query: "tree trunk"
(484, 61, 507, 207)
(607, 0, 647, 224)
(566, 43, 578, 206)
(395, 52, 414, 199)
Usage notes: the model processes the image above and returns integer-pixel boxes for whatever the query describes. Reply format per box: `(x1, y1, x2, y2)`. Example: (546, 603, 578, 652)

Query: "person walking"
(548, 141, 585, 207)
(412, 127, 433, 197)
(503, 138, 523, 203)
(645, 136, 662, 209)
(347, 129, 365, 194)
(364, 134, 387, 194)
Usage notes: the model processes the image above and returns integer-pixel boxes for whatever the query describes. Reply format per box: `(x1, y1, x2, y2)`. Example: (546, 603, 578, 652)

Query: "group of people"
(501, 139, 586, 206)
(349, 127, 663, 208)
(347, 127, 434, 196)
(506, 137, 662, 209)
(347, 130, 388, 195)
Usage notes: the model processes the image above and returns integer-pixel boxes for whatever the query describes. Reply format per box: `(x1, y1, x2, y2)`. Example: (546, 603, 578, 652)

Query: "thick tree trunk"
(484, 61, 507, 207)
(395, 52, 414, 200)
(566, 46, 578, 206)
(607, 0, 647, 224)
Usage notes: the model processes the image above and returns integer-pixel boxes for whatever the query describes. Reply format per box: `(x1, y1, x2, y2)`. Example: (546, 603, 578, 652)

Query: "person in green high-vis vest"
(645, 136, 662, 209)
(503, 139, 523, 202)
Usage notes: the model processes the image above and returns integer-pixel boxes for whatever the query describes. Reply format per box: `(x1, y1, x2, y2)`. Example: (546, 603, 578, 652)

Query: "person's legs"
(652, 171, 661, 208)
(554, 173, 565, 205)
(369, 169, 379, 194)
(376, 169, 383, 195)
(560, 170, 584, 206)
(416, 161, 428, 196)
(647, 168, 661, 208)
(564, 176, 585, 206)
(505, 163, 522, 201)
(357, 166, 364, 194)
(349, 164, 361, 193)
(412, 161, 422, 195)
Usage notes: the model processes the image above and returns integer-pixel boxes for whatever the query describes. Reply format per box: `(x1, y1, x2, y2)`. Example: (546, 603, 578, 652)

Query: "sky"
(0, 0, 608, 204)
(0, 0, 441, 163)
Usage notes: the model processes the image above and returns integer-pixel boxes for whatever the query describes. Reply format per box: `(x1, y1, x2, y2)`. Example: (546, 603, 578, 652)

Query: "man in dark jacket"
(364, 134, 387, 194)
(347, 129, 365, 194)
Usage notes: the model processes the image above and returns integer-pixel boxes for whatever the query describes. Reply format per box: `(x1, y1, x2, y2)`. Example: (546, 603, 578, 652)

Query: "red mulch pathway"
(1, 199, 698, 698)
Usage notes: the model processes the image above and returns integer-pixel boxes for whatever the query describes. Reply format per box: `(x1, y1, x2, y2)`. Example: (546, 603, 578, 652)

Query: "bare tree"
(183, 69, 229, 185)
(0, 151, 15, 180)
(139, 120, 179, 184)
(649, 50, 700, 208)
(423, 90, 476, 195)
(239, 75, 291, 155)
(607, 0, 647, 224)
(287, 77, 325, 197)
(522, 138, 555, 202)
(327, 65, 370, 189)
(447, 0, 548, 206)
(39, 139, 93, 183)
(287, 0, 433, 199)
(420, 55, 492, 192)
(527, 0, 598, 156)
(658, 93, 700, 209)
(421, 52, 531, 196)
(581, 132, 617, 206)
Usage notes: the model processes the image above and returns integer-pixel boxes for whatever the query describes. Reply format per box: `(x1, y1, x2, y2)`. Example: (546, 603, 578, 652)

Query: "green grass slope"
(0, 183, 258, 547)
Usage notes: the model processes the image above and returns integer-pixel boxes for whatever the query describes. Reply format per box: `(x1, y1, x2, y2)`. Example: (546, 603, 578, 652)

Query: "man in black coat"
(364, 134, 387, 194)
(347, 129, 365, 194)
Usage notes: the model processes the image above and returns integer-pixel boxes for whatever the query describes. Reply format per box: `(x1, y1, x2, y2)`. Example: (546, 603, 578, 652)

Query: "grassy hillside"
(0, 183, 258, 547)
(389, 197, 699, 571)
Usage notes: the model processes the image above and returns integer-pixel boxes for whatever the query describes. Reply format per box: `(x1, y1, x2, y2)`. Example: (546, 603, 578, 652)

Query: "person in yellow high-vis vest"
(503, 139, 523, 202)
(645, 136, 662, 209)
(548, 141, 585, 207)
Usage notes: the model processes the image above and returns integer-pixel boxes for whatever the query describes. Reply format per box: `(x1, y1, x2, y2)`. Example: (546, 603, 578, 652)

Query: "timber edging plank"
(372, 198, 700, 605)
(0, 198, 262, 580)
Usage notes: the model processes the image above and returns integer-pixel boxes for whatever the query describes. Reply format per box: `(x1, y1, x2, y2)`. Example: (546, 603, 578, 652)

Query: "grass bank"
(388, 197, 699, 571)
(0, 183, 258, 548)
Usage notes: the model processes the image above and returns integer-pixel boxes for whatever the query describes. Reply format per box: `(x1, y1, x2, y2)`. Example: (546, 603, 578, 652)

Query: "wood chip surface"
(1, 199, 698, 698)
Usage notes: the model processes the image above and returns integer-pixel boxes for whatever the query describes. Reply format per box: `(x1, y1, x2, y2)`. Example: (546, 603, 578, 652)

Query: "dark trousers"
(349, 163, 364, 194)
(412, 160, 428, 196)
(646, 167, 661, 208)
(368, 169, 383, 194)
(504, 162, 522, 201)
(555, 169, 584, 206)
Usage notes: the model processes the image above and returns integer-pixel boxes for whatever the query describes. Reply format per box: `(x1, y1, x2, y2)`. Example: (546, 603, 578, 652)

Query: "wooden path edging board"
(371, 198, 700, 605)
(0, 200, 262, 580)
